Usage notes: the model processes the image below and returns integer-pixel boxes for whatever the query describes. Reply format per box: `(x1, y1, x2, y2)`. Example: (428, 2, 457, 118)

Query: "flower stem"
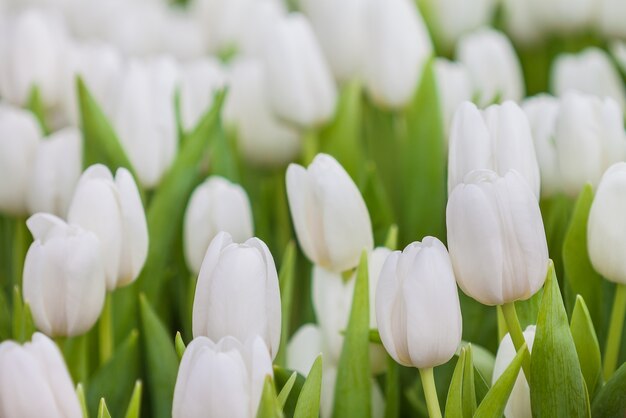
(303, 130, 318, 165)
(99, 293, 113, 365)
(501, 302, 532, 380)
(419, 367, 442, 418)
(12, 217, 28, 289)
(603, 283, 626, 379)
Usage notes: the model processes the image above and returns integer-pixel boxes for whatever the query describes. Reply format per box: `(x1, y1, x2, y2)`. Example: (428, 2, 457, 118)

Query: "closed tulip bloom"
(68, 164, 148, 289)
(448, 101, 540, 198)
(598, 0, 626, 38)
(528, 0, 593, 34)
(184, 176, 254, 275)
(501, 0, 542, 45)
(456, 28, 524, 107)
(223, 58, 301, 167)
(286, 153, 373, 272)
(190, 0, 257, 53)
(261, 13, 337, 127)
(363, 0, 432, 109)
(0, 105, 41, 215)
(447, 170, 549, 306)
(588, 163, 626, 284)
(23, 213, 106, 337)
(179, 58, 226, 132)
(551, 48, 626, 109)
(172, 335, 273, 418)
(27, 127, 82, 217)
(434, 59, 473, 140)
(193, 232, 281, 358)
(376, 237, 462, 368)
(160, 10, 207, 61)
(0, 333, 82, 418)
(492, 326, 536, 418)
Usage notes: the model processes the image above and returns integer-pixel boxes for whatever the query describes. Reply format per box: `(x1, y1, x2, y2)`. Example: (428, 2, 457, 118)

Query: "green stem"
(419, 367, 442, 418)
(603, 283, 626, 379)
(99, 293, 113, 365)
(12, 217, 28, 290)
(302, 130, 318, 165)
(501, 302, 532, 380)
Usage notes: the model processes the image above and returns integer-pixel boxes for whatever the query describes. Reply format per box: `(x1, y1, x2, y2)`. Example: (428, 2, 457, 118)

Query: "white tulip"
(190, 0, 253, 53)
(363, 0, 432, 109)
(223, 58, 302, 167)
(261, 13, 337, 127)
(0, 333, 82, 418)
(300, 0, 367, 81)
(448, 101, 540, 198)
(528, 0, 594, 34)
(104, 1, 166, 57)
(172, 335, 273, 418)
(27, 127, 82, 216)
(598, 0, 626, 38)
(456, 28, 525, 107)
(160, 10, 207, 60)
(551, 48, 626, 109)
(0, 9, 68, 107)
(447, 170, 549, 306)
(376, 237, 462, 368)
(107, 57, 179, 188)
(184, 176, 254, 275)
(238, 1, 287, 58)
(433, 58, 473, 141)
(501, 0, 542, 45)
(67, 164, 148, 290)
(23, 213, 106, 337)
(286, 153, 373, 272)
(0, 105, 41, 215)
(492, 326, 536, 418)
(179, 58, 226, 133)
(588, 163, 626, 284)
(193, 232, 281, 358)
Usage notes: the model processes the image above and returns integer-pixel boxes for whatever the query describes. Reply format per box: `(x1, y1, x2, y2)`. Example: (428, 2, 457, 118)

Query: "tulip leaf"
(591, 362, 626, 417)
(277, 371, 297, 409)
(124, 381, 142, 418)
(474, 343, 527, 418)
(332, 252, 371, 418)
(0, 289, 10, 341)
(276, 241, 297, 367)
(461, 346, 477, 415)
(359, 162, 396, 245)
(76, 76, 137, 178)
(26, 85, 49, 135)
(562, 184, 605, 338)
(383, 225, 398, 250)
(570, 295, 603, 398)
(86, 330, 139, 417)
(384, 355, 400, 418)
(97, 399, 112, 418)
(459, 341, 495, 387)
(76, 384, 89, 418)
(294, 354, 322, 418)
(368, 329, 382, 344)
(138, 294, 179, 418)
(530, 262, 589, 417)
(256, 376, 283, 418)
(402, 58, 446, 243)
(274, 366, 306, 417)
(445, 347, 468, 418)
(174, 331, 186, 361)
(11, 287, 34, 343)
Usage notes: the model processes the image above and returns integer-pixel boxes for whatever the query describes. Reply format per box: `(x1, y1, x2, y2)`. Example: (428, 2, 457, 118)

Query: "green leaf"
(76, 384, 89, 418)
(368, 329, 382, 344)
(86, 330, 139, 417)
(530, 262, 589, 417)
(359, 162, 395, 245)
(26, 85, 49, 135)
(175, 331, 186, 361)
(276, 242, 296, 367)
(256, 376, 283, 418)
(332, 252, 371, 418)
(274, 366, 306, 417)
(445, 347, 467, 418)
(591, 362, 626, 417)
(138, 294, 179, 418)
(562, 185, 604, 337)
(11, 287, 34, 343)
(76, 76, 137, 177)
(97, 399, 111, 418)
(474, 344, 528, 418)
(294, 355, 322, 418)
(384, 356, 399, 418)
(124, 381, 142, 418)
(570, 295, 603, 398)
(461, 347, 477, 416)
(459, 341, 495, 387)
(277, 372, 297, 409)
(383, 225, 398, 250)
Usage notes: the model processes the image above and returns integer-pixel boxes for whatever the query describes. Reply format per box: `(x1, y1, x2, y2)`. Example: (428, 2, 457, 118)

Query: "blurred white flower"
(456, 28, 524, 107)
(433, 59, 473, 141)
(501, 0, 543, 45)
(528, 0, 594, 34)
(23, 213, 106, 337)
(179, 57, 226, 132)
(160, 9, 207, 60)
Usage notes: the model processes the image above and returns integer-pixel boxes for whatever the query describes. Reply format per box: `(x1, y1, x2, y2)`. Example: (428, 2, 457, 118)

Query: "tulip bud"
(0, 333, 82, 418)
(448, 101, 540, 198)
(376, 237, 462, 368)
(447, 170, 549, 306)
(223, 58, 302, 167)
(433, 58, 473, 140)
(501, 0, 543, 45)
(492, 326, 536, 418)
(179, 58, 226, 133)
(598, 0, 626, 39)
(0, 105, 41, 216)
(68, 164, 148, 290)
(173, 335, 273, 418)
(27, 127, 82, 217)
(363, 0, 432, 109)
(160, 10, 207, 61)
(190, 0, 257, 53)
(286, 153, 373, 272)
(456, 28, 524, 107)
(104, 1, 166, 57)
(107, 57, 179, 188)
(23, 213, 106, 337)
(529, 0, 593, 34)
(588, 163, 626, 284)
(261, 13, 337, 127)
(193, 232, 281, 358)
(184, 176, 254, 275)
(551, 48, 626, 109)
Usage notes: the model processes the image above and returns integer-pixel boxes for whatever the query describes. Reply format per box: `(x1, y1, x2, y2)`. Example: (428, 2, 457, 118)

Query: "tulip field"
(2, 0, 626, 417)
